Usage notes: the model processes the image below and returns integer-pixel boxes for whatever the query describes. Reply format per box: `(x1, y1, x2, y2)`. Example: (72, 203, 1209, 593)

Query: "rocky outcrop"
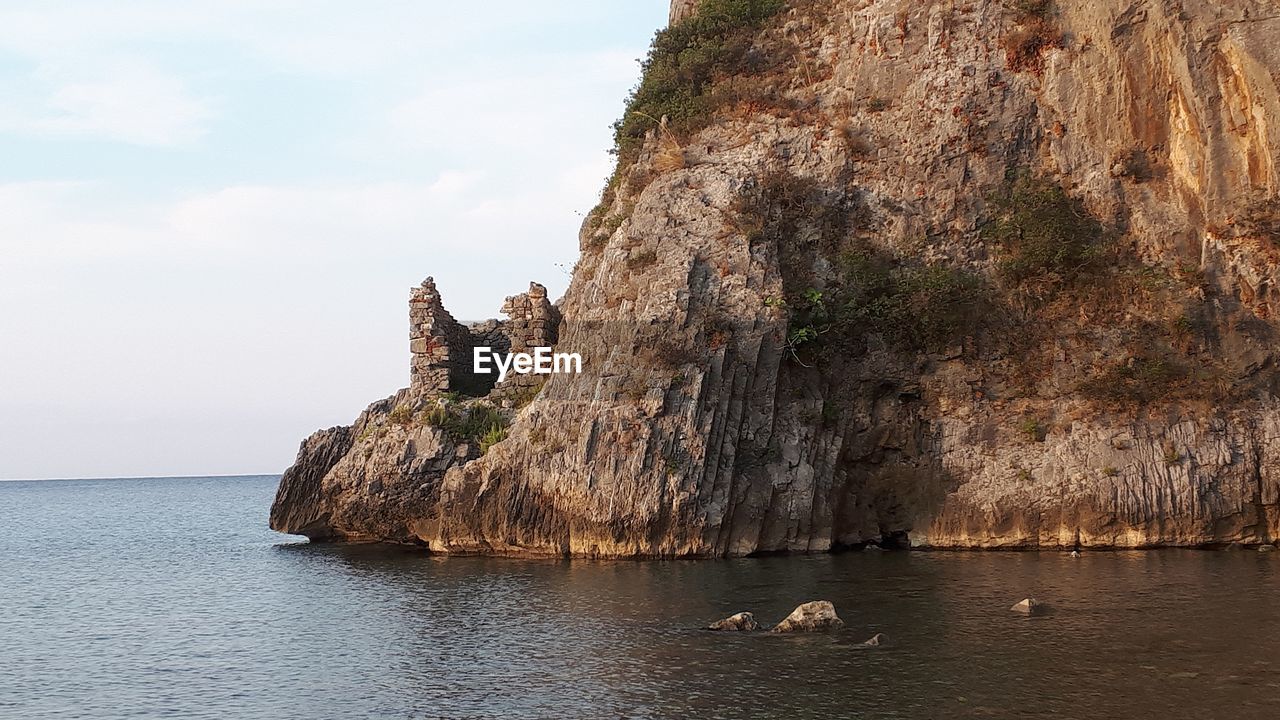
(669, 0, 699, 26)
(1010, 598, 1046, 615)
(708, 612, 762, 631)
(272, 0, 1280, 555)
(770, 601, 845, 633)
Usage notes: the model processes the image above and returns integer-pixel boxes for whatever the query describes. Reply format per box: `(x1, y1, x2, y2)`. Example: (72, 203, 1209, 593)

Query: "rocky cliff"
(271, 0, 1280, 555)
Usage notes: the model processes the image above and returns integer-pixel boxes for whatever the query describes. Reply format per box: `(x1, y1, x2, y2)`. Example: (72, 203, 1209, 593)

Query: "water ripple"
(3, 477, 1280, 718)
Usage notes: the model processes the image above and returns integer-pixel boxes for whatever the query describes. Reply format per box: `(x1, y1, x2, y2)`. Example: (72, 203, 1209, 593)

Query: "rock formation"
(272, 0, 1280, 555)
(770, 601, 845, 633)
(708, 612, 762, 631)
(1010, 598, 1045, 615)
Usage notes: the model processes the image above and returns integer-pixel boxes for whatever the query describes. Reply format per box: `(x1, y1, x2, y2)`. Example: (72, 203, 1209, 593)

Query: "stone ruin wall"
(408, 277, 560, 398)
(495, 282, 561, 393)
(409, 277, 478, 395)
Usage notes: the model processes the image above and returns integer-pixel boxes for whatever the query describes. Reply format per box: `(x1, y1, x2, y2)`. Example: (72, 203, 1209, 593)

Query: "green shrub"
(834, 250, 987, 350)
(982, 176, 1104, 282)
(387, 404, 414, 426)
(734, 170, 856, 277)
(612, 0, 784, 159)
(479, 426, 508, 454)
(780, 255, 984, 359)
(735, 170, 984, 355)
(1018, 416, 1045, 442)
(424, 402, 509, 451)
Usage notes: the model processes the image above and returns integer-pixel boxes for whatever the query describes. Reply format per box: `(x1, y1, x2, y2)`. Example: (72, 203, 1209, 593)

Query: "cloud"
(0, 0, 669, 479)
(0, 165, 586, 275)
(0, 58, 214, 147)
(386, 51, 638, 158)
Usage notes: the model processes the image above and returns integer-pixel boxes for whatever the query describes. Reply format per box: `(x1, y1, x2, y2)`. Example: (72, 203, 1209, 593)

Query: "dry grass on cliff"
(1076, 349, 1233, 410)
(1001, 1, 1063, 75)
(653, 122, 687, 174)
(1236, 196, 1280, 247)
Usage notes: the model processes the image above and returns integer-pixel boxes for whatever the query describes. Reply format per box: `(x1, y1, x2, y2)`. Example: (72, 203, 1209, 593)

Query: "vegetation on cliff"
(737, 170, 987, 357)
(982, 175, 1105, 283)
(422, 401, 509, 453)
(612, 0, 785, 159)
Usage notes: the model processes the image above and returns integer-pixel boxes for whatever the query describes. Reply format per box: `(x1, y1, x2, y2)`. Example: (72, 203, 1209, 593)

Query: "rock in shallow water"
(707, 612, 760, 631)
(1010, 598, 1046, 615)
(770, 601, 844, 633)
(862, 633, 887, 646)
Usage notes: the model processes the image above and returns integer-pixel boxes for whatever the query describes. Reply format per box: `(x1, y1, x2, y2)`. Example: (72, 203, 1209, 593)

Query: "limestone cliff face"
(272, 0, 1280, 555)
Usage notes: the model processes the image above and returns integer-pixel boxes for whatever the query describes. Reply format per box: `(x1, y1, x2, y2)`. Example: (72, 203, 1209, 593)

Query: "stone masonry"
(408, 277, 475, 395)
(496, 282, 561, 392)
(410, 277, 560, 398)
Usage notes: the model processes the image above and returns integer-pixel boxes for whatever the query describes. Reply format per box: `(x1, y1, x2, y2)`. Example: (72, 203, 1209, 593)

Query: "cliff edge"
(272, 0, 1280, 555)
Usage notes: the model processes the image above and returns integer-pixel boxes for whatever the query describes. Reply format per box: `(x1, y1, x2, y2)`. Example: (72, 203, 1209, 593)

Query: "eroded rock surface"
(272, 0, 1280, 555)
(1011, 598, 1046, 615)
(771, 601, 845, 633)
(708, 612, 762, 631)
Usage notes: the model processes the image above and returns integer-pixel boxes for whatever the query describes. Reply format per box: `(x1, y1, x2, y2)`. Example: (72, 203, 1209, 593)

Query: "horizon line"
(0, 472, 283, 483)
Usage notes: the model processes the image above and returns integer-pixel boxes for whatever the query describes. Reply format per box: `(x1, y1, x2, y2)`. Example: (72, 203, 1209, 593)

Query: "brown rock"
(707, 612, 760, 632)
(1010, 598, 1046, 615)
(770, 601, 844, 633)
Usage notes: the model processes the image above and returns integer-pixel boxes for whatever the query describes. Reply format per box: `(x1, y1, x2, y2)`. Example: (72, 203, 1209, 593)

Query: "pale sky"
(0, 0, 669, 480)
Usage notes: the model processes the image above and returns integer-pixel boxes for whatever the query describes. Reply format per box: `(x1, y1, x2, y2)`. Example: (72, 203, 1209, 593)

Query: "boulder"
(770, 601, 844, 633)
(862, 633, 887, 646)
(707, 611, 760, 631)
(1010, 598, 1045, 615)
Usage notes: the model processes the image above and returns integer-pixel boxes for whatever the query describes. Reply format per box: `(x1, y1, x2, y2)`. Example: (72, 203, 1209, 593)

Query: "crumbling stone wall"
(467, 319, 511, 358)
(409, 277, 477, 395)
(497, 282, 562, 392)
(410, 277, 560, 398)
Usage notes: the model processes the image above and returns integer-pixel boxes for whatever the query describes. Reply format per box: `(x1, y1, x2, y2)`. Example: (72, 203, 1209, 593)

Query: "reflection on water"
(3, 476, 1280, 719)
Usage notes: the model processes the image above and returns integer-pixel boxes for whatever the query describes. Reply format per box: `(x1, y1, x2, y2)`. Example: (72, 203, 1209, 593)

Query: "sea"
(3, 474, 1280, 719)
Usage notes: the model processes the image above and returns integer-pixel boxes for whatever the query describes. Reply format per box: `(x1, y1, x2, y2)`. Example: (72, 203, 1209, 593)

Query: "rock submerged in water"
(1010, 598, 1046, 615)
(862, 633, 887, 646)
(707, 612, 761, 631)
(770, 601, 845, 633)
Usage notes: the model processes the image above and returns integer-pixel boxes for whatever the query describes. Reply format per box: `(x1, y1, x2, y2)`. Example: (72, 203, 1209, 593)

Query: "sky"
(0, 0, 669, 480)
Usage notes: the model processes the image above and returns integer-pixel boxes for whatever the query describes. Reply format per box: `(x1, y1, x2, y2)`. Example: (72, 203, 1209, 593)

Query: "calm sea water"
(3, 475, 1280, 719)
